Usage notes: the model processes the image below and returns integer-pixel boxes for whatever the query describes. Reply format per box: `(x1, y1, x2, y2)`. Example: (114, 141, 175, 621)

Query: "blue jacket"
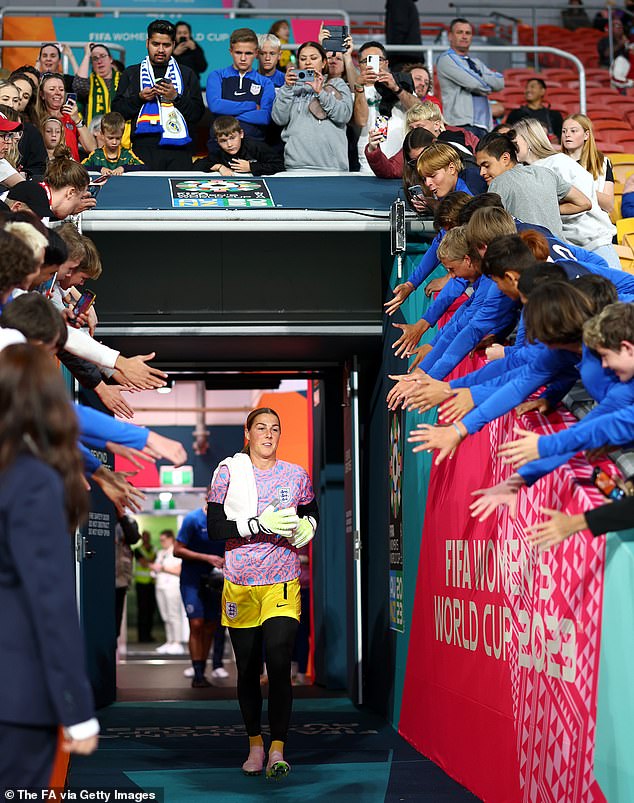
(76, 404, 148, 452)
(539, 404, 634, 459)
(0, 453, 95, 727)
(519, 375, 634, 485)
(621, 191, 634, 219)
(459, 346, 580, 435)
(206, 66, 275, 138)
(407, 176, 476, 289)
(514, 220, 610, 270)
(420, 274, 520, 380)
(76, 404, 149, 478)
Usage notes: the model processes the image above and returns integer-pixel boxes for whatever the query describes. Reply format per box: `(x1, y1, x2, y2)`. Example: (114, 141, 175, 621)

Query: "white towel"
(210, 452, 258, 537)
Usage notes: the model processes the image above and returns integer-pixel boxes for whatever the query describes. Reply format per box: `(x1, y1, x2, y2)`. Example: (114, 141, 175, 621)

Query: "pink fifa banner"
(399, 355, 607, 803)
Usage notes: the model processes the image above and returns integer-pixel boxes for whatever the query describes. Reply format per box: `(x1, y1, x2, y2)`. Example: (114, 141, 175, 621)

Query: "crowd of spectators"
(2, 11, 634, 787)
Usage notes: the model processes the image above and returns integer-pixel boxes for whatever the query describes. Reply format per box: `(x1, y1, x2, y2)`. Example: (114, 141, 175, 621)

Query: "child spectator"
(257, 34, 285, 89)
(196, 115, 283, 176)
(206, 28, 275, 149)
(41, 117, 68, 163)
(82, 111, 143, 175)
(269, 20, 292, 71)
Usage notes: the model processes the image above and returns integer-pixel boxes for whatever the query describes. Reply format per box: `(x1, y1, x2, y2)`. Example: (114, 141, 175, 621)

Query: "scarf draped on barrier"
(136, 57, 191, 147)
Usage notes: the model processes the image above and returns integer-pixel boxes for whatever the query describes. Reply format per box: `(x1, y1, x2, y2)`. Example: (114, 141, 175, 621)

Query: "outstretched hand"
(469, 474, 524, 522)
(497, 426, 540, 467)
(407, 422, 463, 464)
(525, 507, 587, 550)
(384, 281, 414, 315)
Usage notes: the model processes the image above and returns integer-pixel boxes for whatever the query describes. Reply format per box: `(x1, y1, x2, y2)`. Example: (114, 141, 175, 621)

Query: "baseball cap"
(0, 113, 23, 133)
(7, 181, 54, 219)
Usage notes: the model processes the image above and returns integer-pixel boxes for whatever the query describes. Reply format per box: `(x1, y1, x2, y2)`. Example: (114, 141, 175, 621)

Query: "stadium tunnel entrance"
(77, 355, 385, 712)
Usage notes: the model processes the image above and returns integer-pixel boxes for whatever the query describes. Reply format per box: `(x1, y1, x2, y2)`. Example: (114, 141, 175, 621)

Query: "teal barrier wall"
(364, 238, 445, 720)
(386, 247, 444, 728)
(595, 530, 634, 801)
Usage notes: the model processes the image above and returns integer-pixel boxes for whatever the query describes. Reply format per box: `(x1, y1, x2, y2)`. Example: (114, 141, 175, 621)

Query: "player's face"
(246, 414, 281, 459)
(596, 343, 634, 382)
(147, 33, 174, 65)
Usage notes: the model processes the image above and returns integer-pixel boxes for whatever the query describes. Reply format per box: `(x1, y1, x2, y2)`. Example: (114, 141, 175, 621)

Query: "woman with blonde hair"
(35, 73, 96, 161)
(560, 113, 614, 214)
(404, 100, 442, 136)
(510, 117, 618, 268)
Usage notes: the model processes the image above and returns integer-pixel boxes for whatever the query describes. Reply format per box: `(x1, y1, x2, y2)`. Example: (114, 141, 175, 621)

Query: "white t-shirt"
(0, 158, 19, 186)
(154, 547, 181, 591)
(357, 86, 406, 173)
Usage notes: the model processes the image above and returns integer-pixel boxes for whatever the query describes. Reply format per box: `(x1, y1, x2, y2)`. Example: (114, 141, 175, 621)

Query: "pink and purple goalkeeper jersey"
(208, 459, 314, 586)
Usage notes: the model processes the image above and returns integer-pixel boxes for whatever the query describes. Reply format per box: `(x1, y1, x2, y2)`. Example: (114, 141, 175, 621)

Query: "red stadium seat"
(597, 141, 625, 152)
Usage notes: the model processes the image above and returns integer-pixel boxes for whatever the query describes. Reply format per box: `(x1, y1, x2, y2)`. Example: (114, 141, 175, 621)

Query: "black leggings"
(229, 616, 299, 742)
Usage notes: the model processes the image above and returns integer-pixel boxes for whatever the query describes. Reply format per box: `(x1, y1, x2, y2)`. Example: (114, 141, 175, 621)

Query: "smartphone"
(65, 92, 77, 105)
(366, 54, 381, 74)
(408, 185, 424, 197)
(87, 183, 103, 198)
(324, 24, 349, 53)
(155, 77, 171, 86)
(592, 466, 625, 500)
(73, 289, 96, 319)
(374, 114, 389, 138)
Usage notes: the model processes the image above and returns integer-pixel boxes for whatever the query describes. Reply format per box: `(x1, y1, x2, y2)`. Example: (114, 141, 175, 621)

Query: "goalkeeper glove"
(248, 505, 299, 537)
(286, 517, 315, 548)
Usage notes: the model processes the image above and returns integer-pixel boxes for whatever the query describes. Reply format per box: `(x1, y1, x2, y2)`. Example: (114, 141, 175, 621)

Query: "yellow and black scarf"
(87, 71, 131, 148)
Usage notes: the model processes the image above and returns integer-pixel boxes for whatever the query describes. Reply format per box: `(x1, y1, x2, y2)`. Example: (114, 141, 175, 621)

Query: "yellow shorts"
(221, 577, 301, 628)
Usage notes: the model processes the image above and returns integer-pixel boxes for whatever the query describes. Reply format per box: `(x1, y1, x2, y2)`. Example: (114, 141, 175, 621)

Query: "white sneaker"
(166, 642, 185, 655)
(183, 667, 195, 678)
(211, 666, 229, 679)
(155, 643, 170, 654)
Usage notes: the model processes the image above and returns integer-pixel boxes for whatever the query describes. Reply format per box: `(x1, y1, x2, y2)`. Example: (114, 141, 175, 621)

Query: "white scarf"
(137, 56, 190, 146)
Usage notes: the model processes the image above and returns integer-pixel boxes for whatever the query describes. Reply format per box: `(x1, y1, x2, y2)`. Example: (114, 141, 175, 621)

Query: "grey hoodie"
(272, 77, 353, 171)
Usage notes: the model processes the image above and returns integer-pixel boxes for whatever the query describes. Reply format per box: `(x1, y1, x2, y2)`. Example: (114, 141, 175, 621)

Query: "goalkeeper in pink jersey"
(207, 407, 319, 781)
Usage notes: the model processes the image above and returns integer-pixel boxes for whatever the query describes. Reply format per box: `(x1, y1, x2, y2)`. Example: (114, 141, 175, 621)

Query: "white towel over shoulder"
(210, 452, 258, 537)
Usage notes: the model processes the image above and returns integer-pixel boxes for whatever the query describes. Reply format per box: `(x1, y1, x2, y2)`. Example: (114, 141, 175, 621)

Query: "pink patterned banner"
(399, 356, 607, 803)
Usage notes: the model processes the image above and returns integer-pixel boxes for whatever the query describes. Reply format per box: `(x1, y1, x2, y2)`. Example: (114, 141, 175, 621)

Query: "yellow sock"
(270, 740, 284, 755)
(249, 735, 264, 749)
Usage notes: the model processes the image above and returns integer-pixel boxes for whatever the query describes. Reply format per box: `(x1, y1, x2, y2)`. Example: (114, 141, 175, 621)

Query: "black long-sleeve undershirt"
(585, 496, 634, 536)
(207, 496, 319, 541)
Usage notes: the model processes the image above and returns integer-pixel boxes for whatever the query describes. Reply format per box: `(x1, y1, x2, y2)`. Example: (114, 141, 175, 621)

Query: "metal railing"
(0, 39, 126, 71)
(451, 2, 619, 64)
(0, 5, 351, 28)
(380, 43, 589, 112)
